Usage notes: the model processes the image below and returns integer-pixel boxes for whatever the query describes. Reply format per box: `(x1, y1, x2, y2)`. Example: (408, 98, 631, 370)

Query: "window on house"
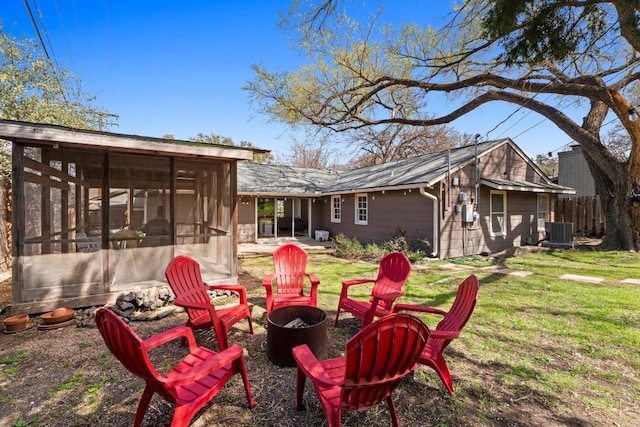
(537, 194, 549, 231)
(331, 195, 341, 223)
(490, 191, 506, 236)
(355, 193, 368, 225)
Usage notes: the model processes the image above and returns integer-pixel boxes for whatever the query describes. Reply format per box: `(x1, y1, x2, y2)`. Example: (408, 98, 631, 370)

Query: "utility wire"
(483, 20, 619, 144)
(23, 0, 55, 68)
(53, 0, 75, 69)
(33, 0, 62, 71)
(23, 0, 68, 103)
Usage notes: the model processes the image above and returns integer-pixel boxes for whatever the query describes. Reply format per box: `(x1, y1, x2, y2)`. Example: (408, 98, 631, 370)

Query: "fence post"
(595, 196, 604, 236)
(585, 197, 594, 236)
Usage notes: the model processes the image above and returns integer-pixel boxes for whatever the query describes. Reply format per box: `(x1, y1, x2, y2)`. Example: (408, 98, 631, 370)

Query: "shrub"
(333, 233, 426, 263)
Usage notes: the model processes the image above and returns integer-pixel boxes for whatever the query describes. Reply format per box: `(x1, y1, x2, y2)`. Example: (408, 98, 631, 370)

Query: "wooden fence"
(553, 196, 605, 237)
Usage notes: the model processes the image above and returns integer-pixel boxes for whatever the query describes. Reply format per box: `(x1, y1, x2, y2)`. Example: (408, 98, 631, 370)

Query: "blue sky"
(3, 0, 580, 160)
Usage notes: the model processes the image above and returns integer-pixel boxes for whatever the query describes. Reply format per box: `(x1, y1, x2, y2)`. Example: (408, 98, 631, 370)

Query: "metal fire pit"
(267, 305, 327, 367)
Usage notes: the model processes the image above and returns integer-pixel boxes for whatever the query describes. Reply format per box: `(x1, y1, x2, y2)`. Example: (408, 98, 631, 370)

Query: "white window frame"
(355, 193, 368, 225)
(490, 190, 506, 236)
(276, 199, 285, 218)
(537, 194, 549, 231)
(331, 195, 341, 223)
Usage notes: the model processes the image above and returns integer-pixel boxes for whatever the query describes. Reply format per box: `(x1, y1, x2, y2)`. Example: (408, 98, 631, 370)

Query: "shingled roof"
(237, 162, 335, 195)
(238, 138, 574, 195)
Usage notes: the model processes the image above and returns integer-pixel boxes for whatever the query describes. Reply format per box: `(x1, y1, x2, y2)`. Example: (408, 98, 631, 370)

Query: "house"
(0, 120, 257, 314)
(238, 138, 575, 259)
(557, 145, 597, 198)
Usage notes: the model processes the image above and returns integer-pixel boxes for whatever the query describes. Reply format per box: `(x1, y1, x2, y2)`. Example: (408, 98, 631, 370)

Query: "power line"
(483, 20, 620, 145)
(32, 0, 62, 71)
(23, 0, 68, 103)
(541, 115, 623, 158)
(53, 0, 75, 69)
(23, 0, 55, 68)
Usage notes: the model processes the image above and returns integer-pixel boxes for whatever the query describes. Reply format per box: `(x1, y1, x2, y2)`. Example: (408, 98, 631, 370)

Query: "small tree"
(279, 135, 335, 168)
(534, 154, 558, 178)
(189, 132, 273, 163)
(1, 27, 113, 268)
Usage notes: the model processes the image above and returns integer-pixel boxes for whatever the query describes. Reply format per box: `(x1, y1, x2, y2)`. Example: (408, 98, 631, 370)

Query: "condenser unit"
(542, 222, 574, 248)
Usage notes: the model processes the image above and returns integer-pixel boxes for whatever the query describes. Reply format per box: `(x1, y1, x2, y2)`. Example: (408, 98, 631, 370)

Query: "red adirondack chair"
(165, 255, 253, 350)
(262, 243, 320, 314)
(293, 313, 429, 427)
(393, 274, 479, 394)
(334, 251, 411, 327)
(95, 308, 256, 427)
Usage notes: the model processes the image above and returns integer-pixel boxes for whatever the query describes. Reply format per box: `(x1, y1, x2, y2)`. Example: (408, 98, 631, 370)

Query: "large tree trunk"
(583, 146, 637, 250)
(576, 97, 640, 251)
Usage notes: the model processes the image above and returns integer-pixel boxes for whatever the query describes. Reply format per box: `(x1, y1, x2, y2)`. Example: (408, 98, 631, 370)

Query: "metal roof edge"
(480, 178, 576, 194)
(0, 119, 257, 160)
(239, 183, 436, 197)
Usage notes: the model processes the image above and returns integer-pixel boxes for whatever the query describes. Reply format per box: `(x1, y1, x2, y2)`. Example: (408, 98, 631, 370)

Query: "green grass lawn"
(240, 249, 640, 425)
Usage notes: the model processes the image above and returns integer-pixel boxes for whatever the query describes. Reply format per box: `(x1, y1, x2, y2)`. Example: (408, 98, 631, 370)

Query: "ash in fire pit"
(267, 305, 327, 367)
(284, 317, 309, 328)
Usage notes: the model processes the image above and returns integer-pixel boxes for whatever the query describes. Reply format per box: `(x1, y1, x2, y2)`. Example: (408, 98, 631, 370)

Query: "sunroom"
(0, 120, 256, 314)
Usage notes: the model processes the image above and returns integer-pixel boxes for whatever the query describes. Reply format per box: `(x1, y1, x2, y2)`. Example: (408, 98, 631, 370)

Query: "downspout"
(419, 187, 439, 258)
(474, 134, 480, 212)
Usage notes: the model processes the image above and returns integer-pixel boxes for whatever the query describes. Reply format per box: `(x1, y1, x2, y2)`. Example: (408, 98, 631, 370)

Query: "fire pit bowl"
(267, 305, 327, 367)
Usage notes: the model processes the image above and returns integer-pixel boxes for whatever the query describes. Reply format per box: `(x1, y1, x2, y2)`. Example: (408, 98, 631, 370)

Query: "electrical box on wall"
(461, 204, 475, 223)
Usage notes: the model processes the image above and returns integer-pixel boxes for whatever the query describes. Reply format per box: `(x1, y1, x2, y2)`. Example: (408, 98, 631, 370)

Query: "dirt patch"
(0, 249, 636, 426)
(1, 308, 622, 427)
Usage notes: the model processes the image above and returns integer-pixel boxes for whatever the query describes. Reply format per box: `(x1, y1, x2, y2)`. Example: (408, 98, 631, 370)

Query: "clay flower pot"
(3, 313, 30, 332)
(41, 308, 75, 325)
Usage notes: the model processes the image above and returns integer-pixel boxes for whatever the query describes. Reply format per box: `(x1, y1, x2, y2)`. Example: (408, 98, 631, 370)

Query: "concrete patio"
(238, 238, 333, 257)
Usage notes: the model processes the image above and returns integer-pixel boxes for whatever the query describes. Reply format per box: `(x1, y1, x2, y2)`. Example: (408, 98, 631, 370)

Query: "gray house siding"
(482, 143, 544, 184)
(439, 146, 553, 258)
(474, 188, 540, 255)
(318, 191, 433, 249)
(310, 199, 325, 237)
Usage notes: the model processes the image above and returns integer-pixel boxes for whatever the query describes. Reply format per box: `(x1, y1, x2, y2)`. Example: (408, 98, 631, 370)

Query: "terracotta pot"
(3, 313, 30, 332)
(41, 308, 75, 325)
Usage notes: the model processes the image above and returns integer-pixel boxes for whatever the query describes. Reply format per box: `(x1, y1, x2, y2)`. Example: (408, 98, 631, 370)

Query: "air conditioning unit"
(543, 222, 574, 248)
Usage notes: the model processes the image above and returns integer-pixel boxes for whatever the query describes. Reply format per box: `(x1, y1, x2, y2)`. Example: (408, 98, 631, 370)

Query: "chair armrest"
(143, 326, 196, 350)
(393, 303, 447, 317)
(339, 279, 375, 301)
(292, 345, 340, 388)
(163, 344, 244, 388)
(373, 290, 404, 300)
(262, 274, 275, 289)
(342, 279, 374, 288)
(306, 273, 321, 307)
(205, 284, 246, 294)
(429, 329, 460, 340)
(306, 273, 320, 286)
(206, 284, 249, 304)
(173, 298, 212, 311)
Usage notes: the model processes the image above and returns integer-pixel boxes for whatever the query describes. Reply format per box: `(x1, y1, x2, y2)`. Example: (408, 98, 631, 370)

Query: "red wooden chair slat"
(293, 313, 429, 427)
(262, 243, 320, 314)
(95, 308, 255, 427)
(165, 255, 253, 351)
(334, 252, 411, 328)
(393, 274, 479, 394)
